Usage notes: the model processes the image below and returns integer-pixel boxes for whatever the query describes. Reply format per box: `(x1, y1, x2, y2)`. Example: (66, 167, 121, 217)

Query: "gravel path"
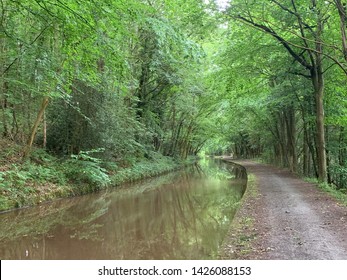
(224, 160, 347, 260)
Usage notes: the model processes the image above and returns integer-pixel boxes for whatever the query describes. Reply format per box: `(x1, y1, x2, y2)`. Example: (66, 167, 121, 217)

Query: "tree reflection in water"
(0, 160, 246, 259)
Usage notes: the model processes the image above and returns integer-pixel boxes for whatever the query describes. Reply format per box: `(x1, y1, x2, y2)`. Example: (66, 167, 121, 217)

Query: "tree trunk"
(311, 6, 328, 182)
(23, 96, 49, 158)
(303, 128, 310, 176)
(339, 127, 345, 167)
(1, 81, 9, 138)
(276, 111, 287, 167)
(43, 110, 47, 148)
(338, 126, 346, 188)
(312, 68, 327, 182)
(284, 105, 297, 172)
(335, 0, 347, 61)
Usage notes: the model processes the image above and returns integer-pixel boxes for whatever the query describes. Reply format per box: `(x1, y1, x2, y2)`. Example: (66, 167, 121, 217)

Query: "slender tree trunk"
(277, 111, 288, 167)
(325, 126, 332, 183)
(181, 122, 194, 159)
(311, 6, 327, 182)
(335, 0, 347, 61)
(337, 127, 346, 188)
(1, 37, 10, 138)
(339, 127, 345, 167)
(169, 102, 176, 154)
(23, 96, 49, 157)
(1, 81, 9, 138)
(312, 68, 327, 182)
(290, 107, 297, 172)
(11, 104, 19, 139)
(170, 117, 184, 156)
(284, 106, 297, 172)
(303, 128, 309, 176)
(43, 110, 47, 148)
(300, 95, 317, 177)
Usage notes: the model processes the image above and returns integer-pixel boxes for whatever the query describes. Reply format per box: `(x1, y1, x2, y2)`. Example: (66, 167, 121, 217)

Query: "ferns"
(64, 149, 111, 189)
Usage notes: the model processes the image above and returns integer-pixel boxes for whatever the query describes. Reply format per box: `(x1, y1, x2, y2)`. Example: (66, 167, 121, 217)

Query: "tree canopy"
(1, 0, 347, 189)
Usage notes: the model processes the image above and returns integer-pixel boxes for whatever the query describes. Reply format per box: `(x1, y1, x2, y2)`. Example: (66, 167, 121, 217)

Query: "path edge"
(220, 159, 264, 260)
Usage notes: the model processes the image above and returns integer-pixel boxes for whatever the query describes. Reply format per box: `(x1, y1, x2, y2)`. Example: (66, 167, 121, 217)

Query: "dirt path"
(223, 160, 347, 260)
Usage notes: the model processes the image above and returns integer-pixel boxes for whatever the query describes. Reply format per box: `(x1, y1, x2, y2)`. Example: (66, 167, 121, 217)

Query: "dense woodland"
(1, 0, 347, 209)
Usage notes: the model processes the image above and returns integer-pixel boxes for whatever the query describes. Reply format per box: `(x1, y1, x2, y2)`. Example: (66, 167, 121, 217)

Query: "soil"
(222, 159, 347, 260)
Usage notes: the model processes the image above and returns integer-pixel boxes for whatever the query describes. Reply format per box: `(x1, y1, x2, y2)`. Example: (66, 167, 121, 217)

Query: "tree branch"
(226, 10, 347, 76)
(288, 71, 312, 79)
(322, 62, 339, 74)
(2, 25, 51, 75)
(233, 14, 312, 70)
(271, 0, 315, 34)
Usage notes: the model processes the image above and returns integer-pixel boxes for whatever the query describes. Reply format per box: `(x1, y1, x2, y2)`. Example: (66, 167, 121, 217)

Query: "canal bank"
(0, 142, 195, 212)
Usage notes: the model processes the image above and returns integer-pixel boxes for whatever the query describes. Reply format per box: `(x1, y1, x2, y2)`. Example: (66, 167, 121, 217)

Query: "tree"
(223, 0, 336, 181)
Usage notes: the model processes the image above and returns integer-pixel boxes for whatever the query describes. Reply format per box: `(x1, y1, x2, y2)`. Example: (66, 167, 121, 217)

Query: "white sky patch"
(215, 0, 230, 10)
(204, 0, 230, 11)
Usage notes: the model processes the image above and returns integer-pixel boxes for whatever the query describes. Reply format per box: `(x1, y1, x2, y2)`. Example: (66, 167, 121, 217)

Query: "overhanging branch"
(234, 14, 312, 70)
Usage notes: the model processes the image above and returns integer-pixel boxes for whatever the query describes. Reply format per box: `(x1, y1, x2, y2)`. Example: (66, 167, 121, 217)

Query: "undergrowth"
(304, 177, 347, 206)
(0, 143, 193, 211)
(110, 153, 187, 185)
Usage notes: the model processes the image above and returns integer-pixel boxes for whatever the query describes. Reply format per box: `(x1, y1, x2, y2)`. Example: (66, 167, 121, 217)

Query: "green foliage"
(1, 0, 214, 163)
(0, 145, 192, 211)
(304, 171, 347, 204)
(329, 164, 347, 190)
(111, 153, 182, 185)
(0, 161, 68, 210)
(2, 0, 347, 212)
(196, 0, 347, 186)
(64, 150, 111, 189)
(1, 0, 212, 211)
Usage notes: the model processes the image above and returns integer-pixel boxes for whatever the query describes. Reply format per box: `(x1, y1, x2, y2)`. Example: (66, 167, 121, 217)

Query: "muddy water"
(0, 160, 246, 260)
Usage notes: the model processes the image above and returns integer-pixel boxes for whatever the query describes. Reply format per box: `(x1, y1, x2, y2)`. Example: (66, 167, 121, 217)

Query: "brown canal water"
(0, 159, 247, 260)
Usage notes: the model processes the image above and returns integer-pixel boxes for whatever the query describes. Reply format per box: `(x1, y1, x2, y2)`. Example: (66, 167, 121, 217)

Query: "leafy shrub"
(329, 164, 347, 189)
(24, 162, 66, 185)
(111, 154, 180, 185)
(0, 165, 30, 189)
(0, 166, 34, 209)
(64, 149, 110, 189)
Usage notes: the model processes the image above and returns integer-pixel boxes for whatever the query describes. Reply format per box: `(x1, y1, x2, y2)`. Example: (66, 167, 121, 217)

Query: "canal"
(0, 159, 247, 259)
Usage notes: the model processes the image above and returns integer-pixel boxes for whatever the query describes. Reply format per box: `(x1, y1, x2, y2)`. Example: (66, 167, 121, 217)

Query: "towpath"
(223, 160, 347, 260)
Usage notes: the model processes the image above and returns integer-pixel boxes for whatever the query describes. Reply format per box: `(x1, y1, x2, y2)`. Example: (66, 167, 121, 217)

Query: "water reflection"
(0, 160, 246, 259)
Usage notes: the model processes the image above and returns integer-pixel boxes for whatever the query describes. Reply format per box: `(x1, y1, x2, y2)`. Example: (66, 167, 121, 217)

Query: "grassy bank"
(0, 141, 194, 212)
(220, 173, 259, 259)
